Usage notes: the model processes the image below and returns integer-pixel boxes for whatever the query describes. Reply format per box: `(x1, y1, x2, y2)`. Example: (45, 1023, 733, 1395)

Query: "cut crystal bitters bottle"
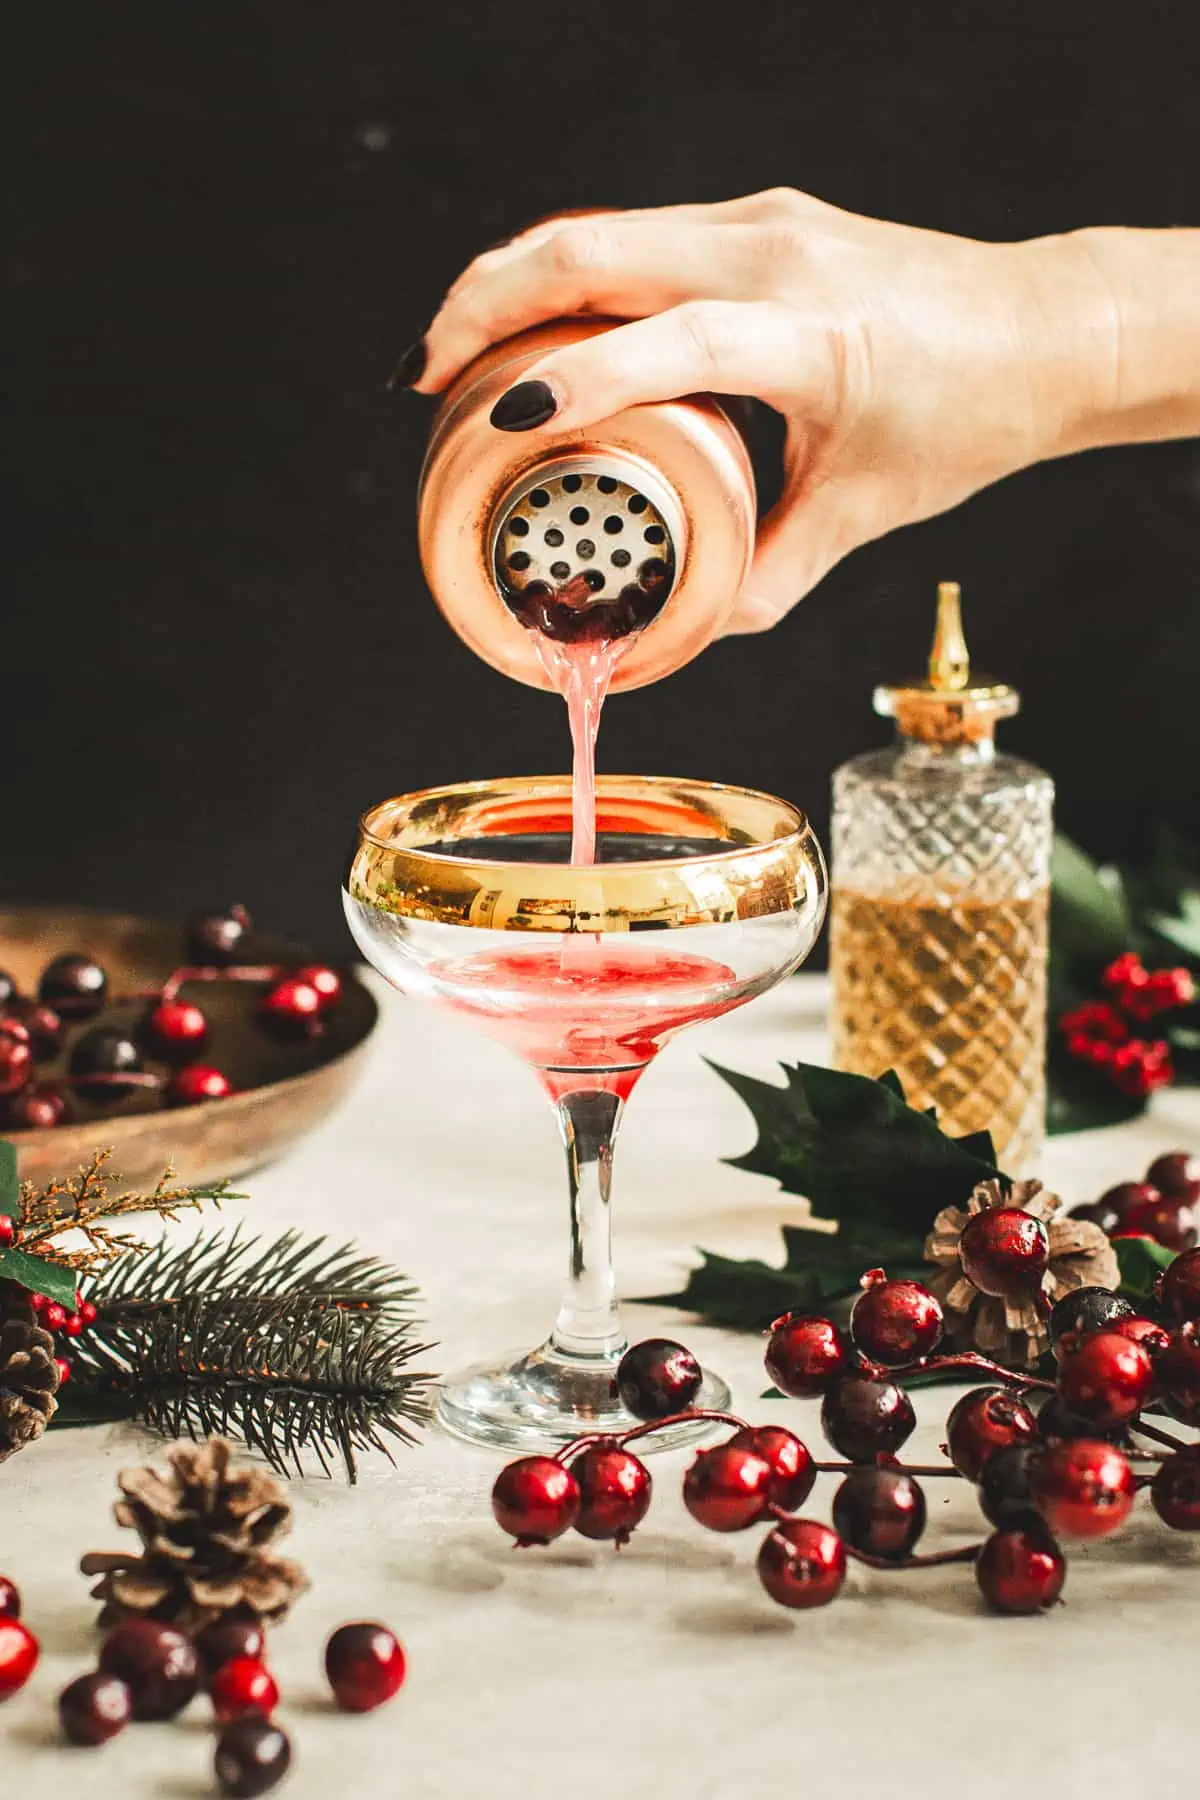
(829, 582, 1054, 1172)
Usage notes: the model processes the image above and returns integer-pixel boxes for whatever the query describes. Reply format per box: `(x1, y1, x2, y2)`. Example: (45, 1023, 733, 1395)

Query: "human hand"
(408, 191, 1116, 631)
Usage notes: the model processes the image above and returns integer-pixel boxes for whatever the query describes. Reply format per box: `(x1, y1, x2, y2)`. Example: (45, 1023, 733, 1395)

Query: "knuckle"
(672, 303, 729, 378)
(749, 185, 807, 221)
(542, 222, 611, 280)
(754, 220, 809, 271)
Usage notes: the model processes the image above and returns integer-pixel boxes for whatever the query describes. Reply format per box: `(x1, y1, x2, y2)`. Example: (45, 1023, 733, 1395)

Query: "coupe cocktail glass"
(344, 774, 826, 1452)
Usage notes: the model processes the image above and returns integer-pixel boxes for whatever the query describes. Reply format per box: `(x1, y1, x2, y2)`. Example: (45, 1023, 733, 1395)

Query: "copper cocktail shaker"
(417, 319, 756, 693)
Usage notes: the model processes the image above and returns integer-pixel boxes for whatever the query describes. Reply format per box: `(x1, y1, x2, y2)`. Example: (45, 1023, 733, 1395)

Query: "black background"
(5, 2, 1198, 959)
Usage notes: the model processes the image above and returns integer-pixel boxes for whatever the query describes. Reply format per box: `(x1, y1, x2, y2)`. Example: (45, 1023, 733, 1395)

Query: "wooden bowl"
(0, 906, 378, 1190)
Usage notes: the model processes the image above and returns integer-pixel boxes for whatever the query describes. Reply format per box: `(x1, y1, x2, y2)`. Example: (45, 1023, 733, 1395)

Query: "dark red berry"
(29, 1293, 48, 1313)
(211, 1657, 279, 1722)
(821, 1375, 916, 1462)
(59, 1671, 133, 1745)
(569, 1445, 652, 1544)
(756, 1519, 846, 1609)
(959, 1207, 1049, 1299)
(1121, 1192, 1198, 1253)
(78, 1299, 98, 1327)
(1096, 1181, 1160, 1226)
(195, 1619, 267, 1678)
(0, 1028, 32, 1097)
(166, 1064, 233, 1106)
(945, 1387, 1038, 1482)
(39, 953, 107, 1020)
(976, 1526, 1065, 1614)
(0, 1218, 13, 1248)
(6, 1086, 66, 1129)
(1151, 1449, 1200, 1529)
(294, 964, 343, 1009)
(613, 1337, 702, 1420)
(1057, 1330, 1153, 1427)
(260, 977, 322, 1034)
(98, 1620, 199, 1720)
(1047, 1286, 1133, 1357)
(979, 1445, 1042, 1530)
(61, 1312, 84, 1338)
(726, 1425, 815, 1512)
(42, 1301, 67, 1332)
(1112, 1315, 1170, 1361)
(142, 999, 209, 1060)
(1146, 1152, 1200, 1203)
(0, 1618, 39, 1698)
(68, 1027, 144, 1104)
(215, 1716, 291, 1798)
(54, 1357, 70, 1386)
(187, 905, 252, 966)
(0, 1577, 19, 1618)
(1031, 1439, 1135, 1540)
(324, 1622, 406, 1712)
(832, 1463, 926, 1560)
(1036, 1393, 1123, 1444)
(1158, 1247, 1200, 1323)
(12, 1000, 64, 1057)
(849, 1272, 943, 1367)
(1158, 1323, 1200, 1424)
(1071, 1200, 1125, 1235)
(492, 1456, 580, 1545)
(0, 1018, 29, 1046)
(764, 1313, 850, 1398)
(682, 1443, 773, 1532)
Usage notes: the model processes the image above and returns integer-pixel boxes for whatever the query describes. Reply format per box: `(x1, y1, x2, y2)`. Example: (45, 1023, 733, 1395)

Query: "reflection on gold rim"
(346, 775, 826, 934)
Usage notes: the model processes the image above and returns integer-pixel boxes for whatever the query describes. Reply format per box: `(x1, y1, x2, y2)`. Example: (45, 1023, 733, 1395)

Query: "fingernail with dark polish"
(386, 337, 427, 391)
(490, 379, 559, 432)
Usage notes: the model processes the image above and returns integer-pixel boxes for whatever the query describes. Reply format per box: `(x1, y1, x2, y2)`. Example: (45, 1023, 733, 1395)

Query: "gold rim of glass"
(345, 774, 825, 934)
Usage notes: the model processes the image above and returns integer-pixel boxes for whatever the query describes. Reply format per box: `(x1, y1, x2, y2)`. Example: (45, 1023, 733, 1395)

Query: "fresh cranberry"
(726, 1425, 815, 1512)
(0, 1218, 13, 1248)
(1047, 1286, 1134, 1357)
(1146, 1152, 1200, 1203)
(821, 1375, 916, 1462)
(166, 1064, 233, 1106)
(1151, 1448, 1200, 1529)
(259, 977, 322, 1034)
(765, 1313, 850, 1397)
(832, 1463, 926, 1560)
(756, 1519, 846, 1609)
(324, 1622, 406, 1713)
(1158, 1323, 1200, 1424)
(683, 1443, 774, 1532)
(1112, 1315, 1170, 1362)
(210, 1657, 279, 1722)
(61, 1312, 84, 1339)
(1031, 1439, 1136, 1540)
(68, 1027, 144, 1103)
(0, 1028, 32, 1097)
(613, 1338, 702, 1420)
(142, 999, 209, 1060)
(98, 1620, 199, 1719)
(959, 1207, 1049, 1299)
(1120, 1192, 1198, 1252)
(59, 1671, 133, 1745)
(0, 1619, 39, 1698)
(6, 1085, 66, 1129)
(42, 1302, 68, 1332)
(294, 964, 343, 1009)
(976, 1526, 1066, 1613)
(187, 905, 252, 966)
(945, 1386, 1038, 1482)
(13, 999, 64, 1057)
(1157, 1248, 1200, 1323)
(54, 1357, 71, 1386)
(1057, 1330, 1153, 1427)
(979, 1445, 1042, 1531)
(78, 1299, 99, 1327)
(569, 1444, 652, 1544)
(1096, 1180, 1161, 1225)
(214, 1716, 291, 1797)
(195, 1619, 267, 1679)
(849, 1271, 943, 1367)
(0, 1577, 19, 1618)
(491, 1456, 580, 1545)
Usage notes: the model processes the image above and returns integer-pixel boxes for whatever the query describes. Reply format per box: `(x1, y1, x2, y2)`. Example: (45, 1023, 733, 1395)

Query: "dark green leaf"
(708, 1058, 1001, 1234)
(0, 1248, 76, 1306)
(1146, 894, 1200, 963)
(1114, 1234, 1176, 1301)
(877, 1070, 907, 1101)
(47, 1385, 138, 1429)
(0, 1141, 18, 1216)
(1050, 833, 1131, 967)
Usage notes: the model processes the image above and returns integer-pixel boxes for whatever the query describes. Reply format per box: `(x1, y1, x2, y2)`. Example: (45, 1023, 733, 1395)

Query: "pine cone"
(0, 1313, 60, 1462)
(81, 1438, 309, 1630)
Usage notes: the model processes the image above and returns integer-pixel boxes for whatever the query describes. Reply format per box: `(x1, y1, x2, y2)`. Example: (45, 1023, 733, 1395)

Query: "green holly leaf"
(1050, 833, 1131, 968)
(1113, 1234, 1176, 1302)
(707, 1058, 1001, 1234)
(0, 1140, 18, 1217)
(0, 1248, 76, 1307)
(1146, 893, 1200, 963)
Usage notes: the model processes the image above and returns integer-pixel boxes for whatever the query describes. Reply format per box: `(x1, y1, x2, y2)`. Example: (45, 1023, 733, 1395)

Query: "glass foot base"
(435, 1342, 732, 1455)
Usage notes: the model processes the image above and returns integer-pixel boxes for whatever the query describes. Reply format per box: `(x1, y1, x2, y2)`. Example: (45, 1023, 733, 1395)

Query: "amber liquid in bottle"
(829, 584, 1053, 1172)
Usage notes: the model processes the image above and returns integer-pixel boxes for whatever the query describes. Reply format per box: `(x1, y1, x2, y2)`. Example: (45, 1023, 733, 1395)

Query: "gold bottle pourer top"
(874, 581, 1019, 745)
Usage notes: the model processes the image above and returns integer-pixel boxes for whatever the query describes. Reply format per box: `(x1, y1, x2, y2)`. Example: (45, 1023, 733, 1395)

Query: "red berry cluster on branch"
(491, 1248, 1200, 1617)
(0, 907, 347, 1132)
(1074, 1149, 1199, 1251)
(1060, 952, 1194, 1098)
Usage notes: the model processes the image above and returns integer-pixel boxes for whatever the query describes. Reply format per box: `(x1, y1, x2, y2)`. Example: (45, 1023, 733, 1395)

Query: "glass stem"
(549, 1087, 626, 1362)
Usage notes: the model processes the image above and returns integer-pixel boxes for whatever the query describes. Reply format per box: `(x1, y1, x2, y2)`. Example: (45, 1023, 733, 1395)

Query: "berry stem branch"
(902, 1351, 1056, 1393)
(846, 1543, 983, 1571)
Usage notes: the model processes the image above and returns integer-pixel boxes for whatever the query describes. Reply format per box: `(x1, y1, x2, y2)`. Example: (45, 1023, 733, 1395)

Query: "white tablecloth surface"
(7, 974, 1198, 1797)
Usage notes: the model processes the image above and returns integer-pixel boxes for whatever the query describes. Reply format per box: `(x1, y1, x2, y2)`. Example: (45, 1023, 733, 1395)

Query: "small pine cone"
(81, 1438, 309, 1631)
(0, 1314, 60, 1462)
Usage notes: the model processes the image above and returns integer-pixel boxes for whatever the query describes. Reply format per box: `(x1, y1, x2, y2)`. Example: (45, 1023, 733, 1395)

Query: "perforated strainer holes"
(612, 548, 631, 568)
(544, 527, 564, 547)
(508, 551, 531, 572)
(597, 475, 618, 494)
(576, 538, 596, 560)
(644, 524, 666, 545)
(530, 489, 551, 508)
(562, 473, 583, 493)
(569, 506, 590, 526)
(550, 561, 571, 580)
(509, 516, 530, 537)
(628, 494, 648, 514)
(584, 569, 605, 592)
(603, 516, 623, 534)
